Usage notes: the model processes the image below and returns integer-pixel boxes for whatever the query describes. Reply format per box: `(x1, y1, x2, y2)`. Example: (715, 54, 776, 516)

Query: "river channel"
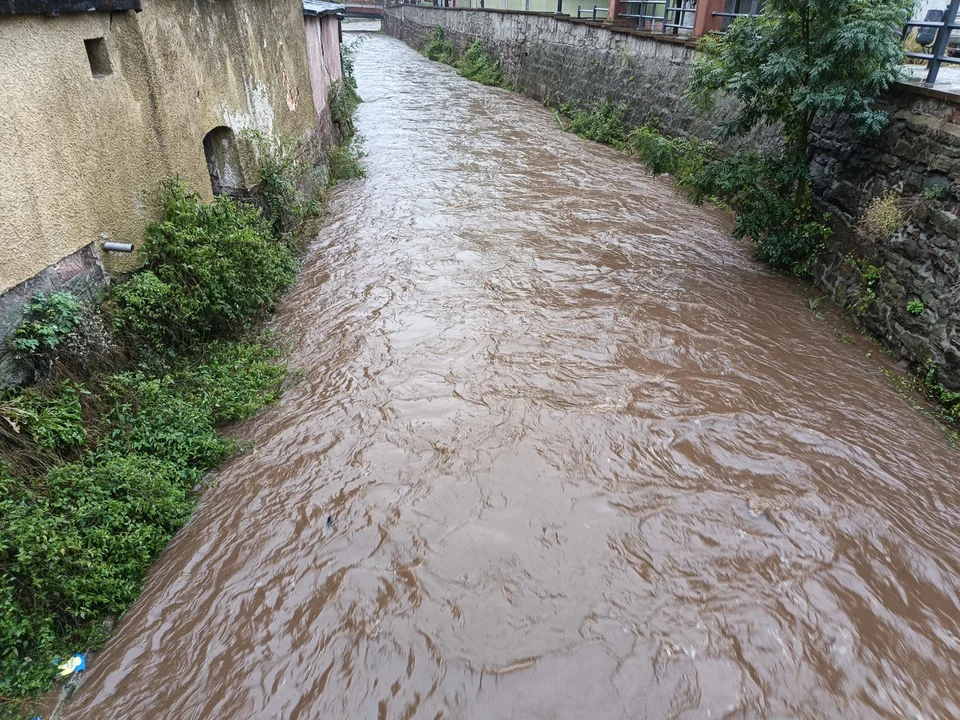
(64, 31, 960, 720)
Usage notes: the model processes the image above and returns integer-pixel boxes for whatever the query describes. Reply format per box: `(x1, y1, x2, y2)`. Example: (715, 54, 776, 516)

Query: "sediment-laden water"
(64, 32, 960, 720)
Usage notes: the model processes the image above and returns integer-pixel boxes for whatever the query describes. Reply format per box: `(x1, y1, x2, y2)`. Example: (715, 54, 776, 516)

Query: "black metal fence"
(576, 4, 608, 19)
(904, 0, 960, 86)
(710, 0, 763, 29)
(617, 0, 697, 35)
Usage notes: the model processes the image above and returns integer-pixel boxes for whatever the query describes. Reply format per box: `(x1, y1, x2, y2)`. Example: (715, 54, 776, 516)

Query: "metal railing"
(576, 4, 608, 19)
(619, 0, 697, 35)
(710, 0, 762, 29)
(903, 0, 960, 86)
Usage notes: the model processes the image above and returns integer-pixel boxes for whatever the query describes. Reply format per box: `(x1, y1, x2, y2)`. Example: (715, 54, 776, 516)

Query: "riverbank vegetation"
(0, 48, 364, 716)
(1, 185, 296, 714)
(552, 0, 958, 424)
(422, 29, 505, 87)
(558, 0, 913, 277)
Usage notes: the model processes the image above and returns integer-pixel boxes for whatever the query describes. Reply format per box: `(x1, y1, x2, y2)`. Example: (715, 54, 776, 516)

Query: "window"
(84, 37, 112, 78)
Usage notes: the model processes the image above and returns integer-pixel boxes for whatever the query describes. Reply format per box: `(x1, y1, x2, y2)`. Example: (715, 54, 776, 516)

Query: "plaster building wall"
(0, 0, 316, 295)
(305, 13, 345, 142)
(0, 0, 318, 383)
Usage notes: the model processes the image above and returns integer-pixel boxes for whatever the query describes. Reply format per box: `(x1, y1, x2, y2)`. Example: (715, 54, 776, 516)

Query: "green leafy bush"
(112, 183, 297, 347)
(9, 292, 82, 360)
(907, 299, 925, 315)
(1, 452, 199, 699)
(623, 122, 715, 188)
(249, 132, 323, 239)
(15, 382, 88, 453)
(173, 339, 287, 424)
(423, 27, 455, 64)
(8, 292, 110, 379)
(329, 79, 362, 138)
(0, 337, 286, 707)
(692, 153, 832, 275)
(458, 40, 503, 87)
(327, 138, 366, 185)
(559, 99, 629, 147)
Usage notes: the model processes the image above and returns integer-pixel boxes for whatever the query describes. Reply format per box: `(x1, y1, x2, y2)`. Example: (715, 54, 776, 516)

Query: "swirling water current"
(64, 32, 960, 720)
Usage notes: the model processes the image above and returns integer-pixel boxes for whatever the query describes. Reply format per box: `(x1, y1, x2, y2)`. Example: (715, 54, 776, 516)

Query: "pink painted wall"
(304, 14, 344, 142)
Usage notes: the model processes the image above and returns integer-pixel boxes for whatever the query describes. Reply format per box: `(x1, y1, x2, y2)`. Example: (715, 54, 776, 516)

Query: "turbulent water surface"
(65, 32, 960, 720)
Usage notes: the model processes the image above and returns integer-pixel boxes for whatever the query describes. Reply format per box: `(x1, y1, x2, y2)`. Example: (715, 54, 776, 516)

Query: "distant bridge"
(344, 0, 382, 18)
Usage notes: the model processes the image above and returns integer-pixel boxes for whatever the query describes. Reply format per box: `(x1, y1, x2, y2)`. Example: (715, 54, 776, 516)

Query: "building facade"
(0, 0, 343, 383)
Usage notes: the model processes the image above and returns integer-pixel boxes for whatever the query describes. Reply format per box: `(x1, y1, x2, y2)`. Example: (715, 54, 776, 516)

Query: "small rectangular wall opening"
(84, 38, 112, 78)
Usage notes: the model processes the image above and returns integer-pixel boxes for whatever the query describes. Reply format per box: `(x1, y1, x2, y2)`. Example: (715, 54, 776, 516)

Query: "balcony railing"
(576, 4, 608, 19)
(903, 0, 960, 86)
(618, 0, 697, 35)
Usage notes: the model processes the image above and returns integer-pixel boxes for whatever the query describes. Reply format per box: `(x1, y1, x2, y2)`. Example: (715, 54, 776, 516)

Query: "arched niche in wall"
(203, 126, 246, 197)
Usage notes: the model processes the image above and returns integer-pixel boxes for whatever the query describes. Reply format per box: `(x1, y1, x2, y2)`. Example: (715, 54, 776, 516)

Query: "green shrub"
(16, 382, 88, 453)
(8, 292, 110, 379)
(1, 453, 200, 699)
(906, 299, 925, 315)
(249, 132, 323, 239)
(112, 183, 297, 347)
(173, 339, 288, 424)
(9, 292, 82, 360)
(329, 80, 361, 137)
(623, 122, 715, 187)
(458, 40, 503, 86)
(560, 99, 629, 147)
(327, 138, 366, 185)
(691, 152, 832, 275)
(423, 27, 455, 64)
(0, 337, 286, 706)
(102, 373, 233, 469)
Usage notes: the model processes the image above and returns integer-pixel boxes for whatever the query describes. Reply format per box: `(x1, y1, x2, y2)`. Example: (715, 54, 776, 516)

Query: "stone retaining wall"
(385, 5, 960, 390)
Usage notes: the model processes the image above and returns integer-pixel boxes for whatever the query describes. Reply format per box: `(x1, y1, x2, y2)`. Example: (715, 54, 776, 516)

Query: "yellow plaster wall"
(0, 0, 316, 292)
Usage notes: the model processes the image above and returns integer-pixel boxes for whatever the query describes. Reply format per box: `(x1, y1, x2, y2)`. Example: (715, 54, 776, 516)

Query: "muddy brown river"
(64, 33, 960, 719)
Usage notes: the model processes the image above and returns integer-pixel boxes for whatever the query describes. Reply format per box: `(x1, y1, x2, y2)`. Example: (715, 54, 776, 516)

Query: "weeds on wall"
(0, 107, 363, 710)
(421, 29, 506, 89)
(327, 39, 366, 188)
(458, 40, 503, 87)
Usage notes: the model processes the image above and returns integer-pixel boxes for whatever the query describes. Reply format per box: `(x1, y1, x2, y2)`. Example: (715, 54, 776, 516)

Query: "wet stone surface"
(63, 35, 960, 720)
